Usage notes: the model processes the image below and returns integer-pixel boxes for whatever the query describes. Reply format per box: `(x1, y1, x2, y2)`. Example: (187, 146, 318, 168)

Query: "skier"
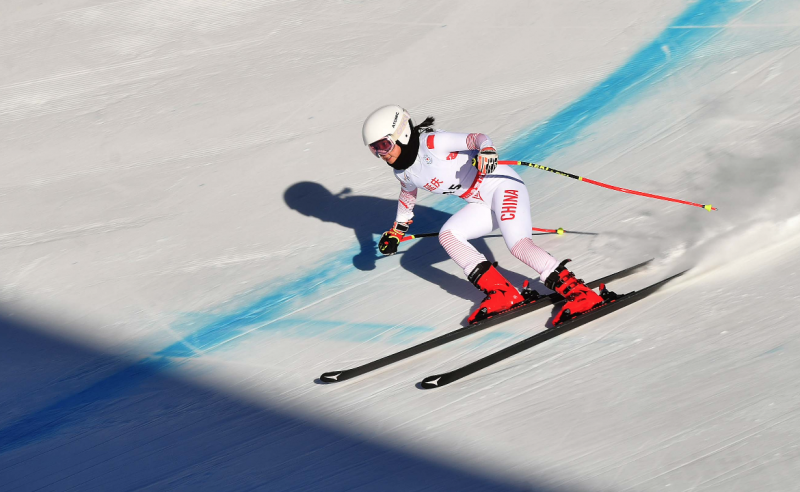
(363, 105, 605, 325)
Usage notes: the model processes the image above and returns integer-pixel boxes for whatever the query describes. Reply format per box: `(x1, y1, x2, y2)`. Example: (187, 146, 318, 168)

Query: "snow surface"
(2, 0, 800, 490)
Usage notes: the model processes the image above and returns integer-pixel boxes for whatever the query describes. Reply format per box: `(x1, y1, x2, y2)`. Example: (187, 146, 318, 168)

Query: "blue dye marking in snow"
(470, 331, 518, 348)
(156, 247, 436, 359)
(272, 319, 434, 344)
(0, 0, 754, 455)
(502, 0, 752, 164)
(0, 357, 171, 455)
(181, 318, 435, 355)
(758, 346, 783, 357)
(156, 251, 359, 358)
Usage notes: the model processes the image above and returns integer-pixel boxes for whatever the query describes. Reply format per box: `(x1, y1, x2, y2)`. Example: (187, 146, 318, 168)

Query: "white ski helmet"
(362, 105, 412, 148)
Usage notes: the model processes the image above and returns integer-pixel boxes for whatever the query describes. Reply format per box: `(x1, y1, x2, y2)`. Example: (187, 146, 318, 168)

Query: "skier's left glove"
(379, 221, 411, 255)
(473, 147, 498, 174)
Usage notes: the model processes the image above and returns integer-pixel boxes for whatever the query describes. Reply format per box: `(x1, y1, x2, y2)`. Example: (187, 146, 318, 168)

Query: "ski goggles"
(368, 112, 410, 158)
(368, 136, 396, 157)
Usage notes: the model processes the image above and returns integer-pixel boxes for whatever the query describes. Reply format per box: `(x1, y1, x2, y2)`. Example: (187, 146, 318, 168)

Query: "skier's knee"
(504, 234, 527, 253)
(439, 229, 454, 248)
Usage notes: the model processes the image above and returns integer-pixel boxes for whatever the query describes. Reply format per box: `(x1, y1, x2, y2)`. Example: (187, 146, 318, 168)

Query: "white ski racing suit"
(394, 130, 558, 281)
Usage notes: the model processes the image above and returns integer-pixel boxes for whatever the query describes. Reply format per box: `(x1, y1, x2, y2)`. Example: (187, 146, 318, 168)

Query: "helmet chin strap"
(387, 122, 420, 170)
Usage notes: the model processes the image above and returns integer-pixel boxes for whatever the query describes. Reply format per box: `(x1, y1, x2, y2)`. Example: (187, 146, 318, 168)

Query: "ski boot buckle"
(520, 279, 542, 303)
(599, 283, 619, 302)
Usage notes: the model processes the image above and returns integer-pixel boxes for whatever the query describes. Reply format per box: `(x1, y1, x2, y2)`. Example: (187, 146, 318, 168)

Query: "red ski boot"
(467, 261, 524, 324)
(544, 260, 604, 325)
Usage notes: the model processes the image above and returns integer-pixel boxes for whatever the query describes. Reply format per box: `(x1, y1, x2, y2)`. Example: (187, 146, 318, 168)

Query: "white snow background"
(2, 0, 800, 490)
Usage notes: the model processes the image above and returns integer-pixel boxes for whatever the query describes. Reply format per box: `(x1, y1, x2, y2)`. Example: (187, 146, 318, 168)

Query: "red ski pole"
(500, 161, 716, 211)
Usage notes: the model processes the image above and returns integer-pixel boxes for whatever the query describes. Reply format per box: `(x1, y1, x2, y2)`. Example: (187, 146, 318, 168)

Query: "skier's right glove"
(379, 221, 411, 255)
(473, 147, 498, 175)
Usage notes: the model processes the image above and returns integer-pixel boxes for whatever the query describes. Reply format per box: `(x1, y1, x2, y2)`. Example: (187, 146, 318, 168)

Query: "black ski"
(319, 259, 653, 383)
(419, 269, 687, 389)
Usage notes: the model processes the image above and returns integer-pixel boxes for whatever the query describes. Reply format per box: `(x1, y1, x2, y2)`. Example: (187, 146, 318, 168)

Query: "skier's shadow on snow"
(284, 182, 537, 310)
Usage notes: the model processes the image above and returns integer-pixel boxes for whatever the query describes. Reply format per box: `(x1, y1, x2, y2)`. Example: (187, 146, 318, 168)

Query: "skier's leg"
(491, 178, 558, 282)
(440, 203, 524, 323)
(438, 203, 494, 276)
(490, 171, 603, 324)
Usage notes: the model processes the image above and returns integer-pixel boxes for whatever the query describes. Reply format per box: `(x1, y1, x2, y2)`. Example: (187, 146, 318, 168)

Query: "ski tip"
(624, 258, 655, 274)
(419, 374, 445, 389)
(654, 268, 690, 284)
(667, 268, 691, 282)
(319, 371, 344, 383)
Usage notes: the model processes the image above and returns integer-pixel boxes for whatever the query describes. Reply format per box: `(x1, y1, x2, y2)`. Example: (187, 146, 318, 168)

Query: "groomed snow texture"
(2, 1, 800, 490)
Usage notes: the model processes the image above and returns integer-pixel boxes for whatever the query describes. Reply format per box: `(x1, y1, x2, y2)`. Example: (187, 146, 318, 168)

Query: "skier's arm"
(426, 132, 498, 173)
(424, 132, 495, 154)
(378, 179, 417, 256)
(395, 186, 417, 224)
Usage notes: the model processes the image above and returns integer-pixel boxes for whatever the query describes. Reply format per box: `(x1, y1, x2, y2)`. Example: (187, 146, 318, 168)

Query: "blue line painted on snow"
(156, 249, 362, 358)
(160, 317, 434, 358)
(503, 0, 752, 164)
(469, 331, 518, 348)
(0, 0, 754, 455)
(0, 357, 171, 455)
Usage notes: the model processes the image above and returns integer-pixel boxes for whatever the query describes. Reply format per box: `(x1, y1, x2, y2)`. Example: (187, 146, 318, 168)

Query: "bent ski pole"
(400, 227, 577, 243)
(500, 161, 716, 211)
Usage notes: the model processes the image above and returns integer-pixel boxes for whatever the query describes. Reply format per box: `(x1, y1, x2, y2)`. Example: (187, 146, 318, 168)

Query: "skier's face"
(381, 143, 402, 165)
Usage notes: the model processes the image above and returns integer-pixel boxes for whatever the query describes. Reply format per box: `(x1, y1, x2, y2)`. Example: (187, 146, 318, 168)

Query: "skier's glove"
(379, 221, 411, 255)
(473, 147, 498, 175)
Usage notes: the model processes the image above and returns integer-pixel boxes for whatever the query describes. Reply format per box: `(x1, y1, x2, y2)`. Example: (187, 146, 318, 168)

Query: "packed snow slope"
(2, 0, 800, 490)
